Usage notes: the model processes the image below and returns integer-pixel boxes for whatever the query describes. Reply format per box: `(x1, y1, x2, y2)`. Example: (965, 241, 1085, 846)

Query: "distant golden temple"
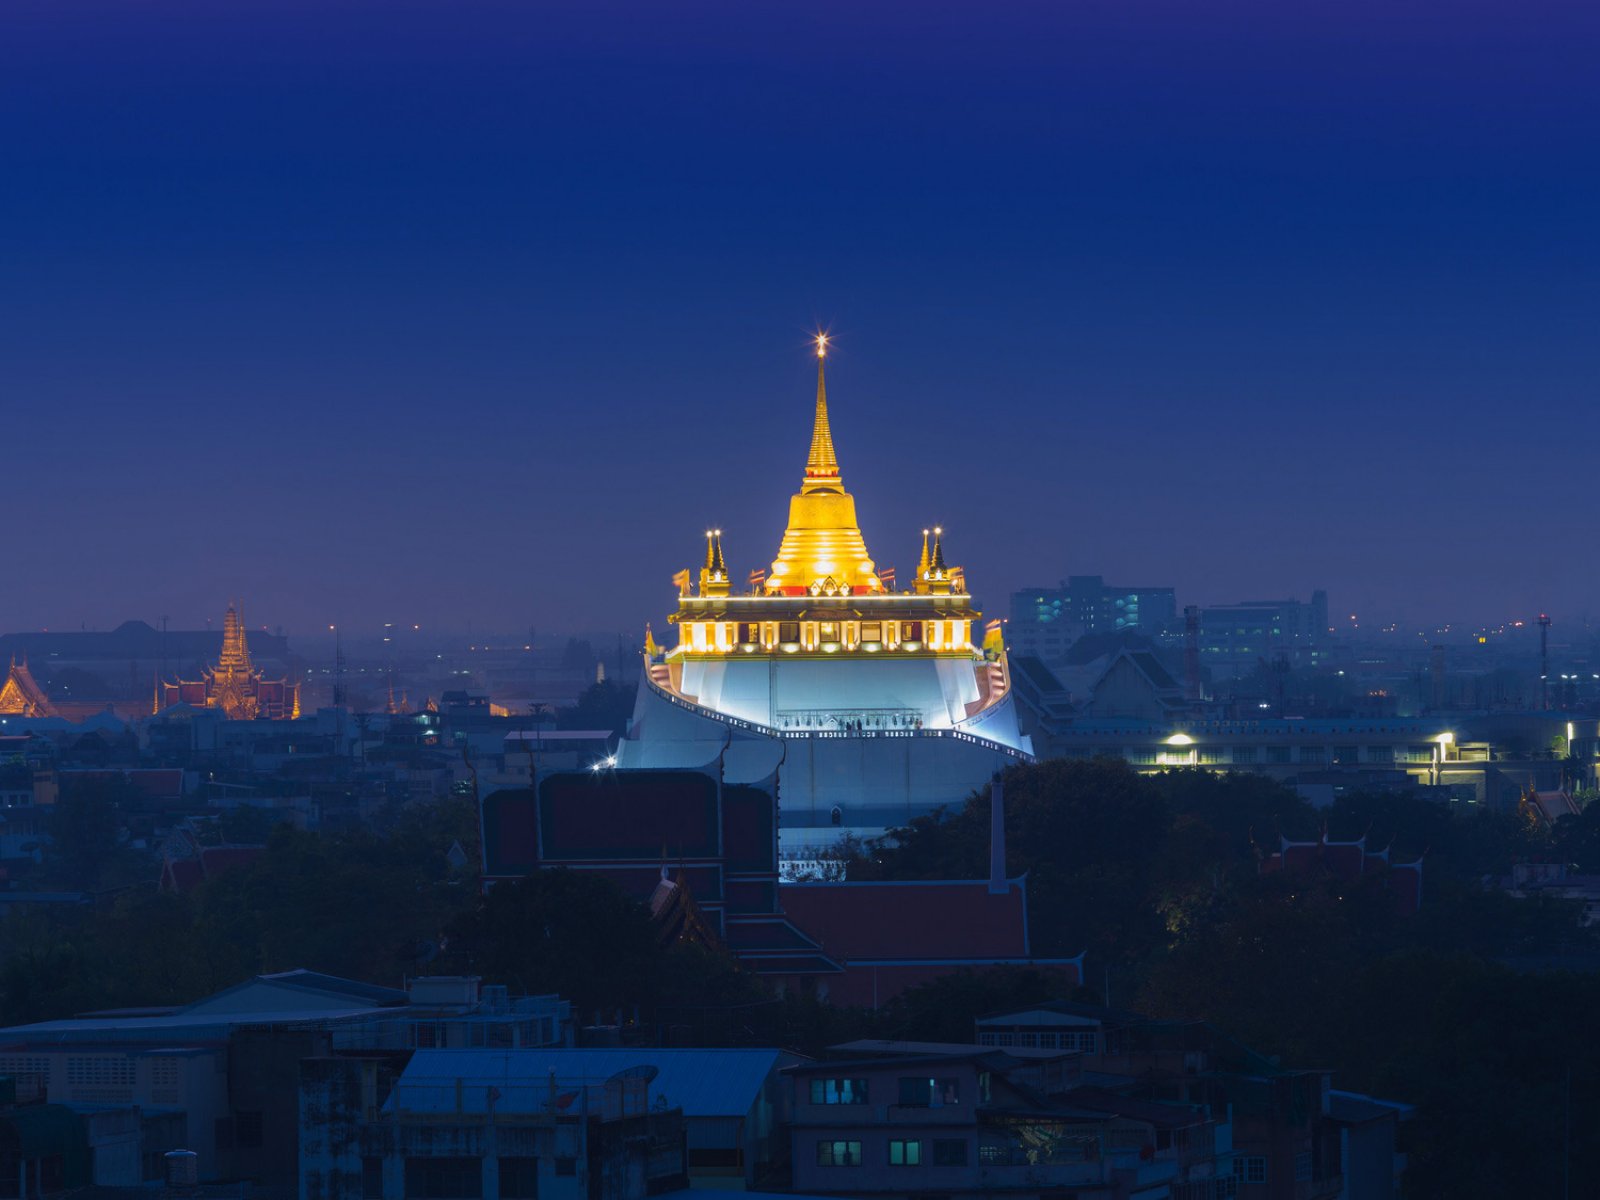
(156, 605, 299, 720)
(0, 657, 54, 718)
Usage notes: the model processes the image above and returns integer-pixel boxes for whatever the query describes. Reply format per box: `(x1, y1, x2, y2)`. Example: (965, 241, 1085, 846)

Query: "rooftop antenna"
(1183, 605, 1202, 703)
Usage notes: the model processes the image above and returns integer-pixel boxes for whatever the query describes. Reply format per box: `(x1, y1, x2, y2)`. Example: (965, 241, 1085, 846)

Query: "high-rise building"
(618, 337, 1032, 850)
(1198, 590, 1330, 676)
(1008, 576, 1178, 667)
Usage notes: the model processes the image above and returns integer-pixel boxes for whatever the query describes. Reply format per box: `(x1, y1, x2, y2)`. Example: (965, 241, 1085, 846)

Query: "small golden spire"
(917, 529, 931, 578)
(701, 529, 730, 596)
(925, 526, 952, 595)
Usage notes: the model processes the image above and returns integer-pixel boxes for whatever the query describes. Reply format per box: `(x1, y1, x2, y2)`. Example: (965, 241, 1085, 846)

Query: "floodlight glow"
(1165, 733, 1194, 746)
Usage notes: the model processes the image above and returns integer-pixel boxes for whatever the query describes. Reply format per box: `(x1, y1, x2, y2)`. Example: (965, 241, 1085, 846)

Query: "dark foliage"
(851, 761, 1597, 1198)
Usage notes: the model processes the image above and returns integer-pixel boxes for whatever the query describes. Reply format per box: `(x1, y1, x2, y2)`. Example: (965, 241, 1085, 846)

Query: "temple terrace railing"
(641, 661, 1035, 763)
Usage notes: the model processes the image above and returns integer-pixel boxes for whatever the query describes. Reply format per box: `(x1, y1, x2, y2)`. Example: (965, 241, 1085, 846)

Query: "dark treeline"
(5, 761, 1600, 1196)
(849, 760, 1600, 1199)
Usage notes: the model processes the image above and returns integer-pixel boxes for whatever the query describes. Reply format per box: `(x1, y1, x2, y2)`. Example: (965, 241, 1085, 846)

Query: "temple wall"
(619, 680, 1020, 848)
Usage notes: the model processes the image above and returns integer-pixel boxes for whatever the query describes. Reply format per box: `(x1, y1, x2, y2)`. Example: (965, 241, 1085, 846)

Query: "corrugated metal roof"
(399, 1048, 787, 1117)
(0, 1004, 393, 1042)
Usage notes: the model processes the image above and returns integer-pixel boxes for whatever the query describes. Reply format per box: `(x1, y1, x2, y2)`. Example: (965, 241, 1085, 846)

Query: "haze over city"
(6, 0, 1599, 635)
(9, 4, 1600, 1199)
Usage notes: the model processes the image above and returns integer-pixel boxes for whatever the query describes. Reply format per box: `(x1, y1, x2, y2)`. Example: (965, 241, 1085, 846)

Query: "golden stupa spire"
(766, 335, 880, 594)
(917, 529, 931, 577)
(802, 333, 840, 494)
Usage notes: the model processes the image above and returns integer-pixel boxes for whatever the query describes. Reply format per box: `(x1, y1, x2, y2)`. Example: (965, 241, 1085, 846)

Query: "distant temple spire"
(217, 605, 253, 674)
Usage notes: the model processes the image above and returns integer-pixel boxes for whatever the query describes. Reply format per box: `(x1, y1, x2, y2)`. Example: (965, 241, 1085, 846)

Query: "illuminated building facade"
(620, 338, 1032, 852)
(156, 605, 300, 720)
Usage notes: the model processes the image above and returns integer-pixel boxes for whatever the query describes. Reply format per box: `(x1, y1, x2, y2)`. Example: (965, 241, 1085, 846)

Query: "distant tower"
(1539, 613, 1551, 710)
(1183, 605, 1202, 702)
(332, 626, 347, 709)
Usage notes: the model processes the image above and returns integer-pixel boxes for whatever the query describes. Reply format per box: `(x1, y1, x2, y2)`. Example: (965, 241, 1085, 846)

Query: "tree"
(558, 680, 635, 737)
(444, 870, 666, 1014)
(44, 779, 141, 891)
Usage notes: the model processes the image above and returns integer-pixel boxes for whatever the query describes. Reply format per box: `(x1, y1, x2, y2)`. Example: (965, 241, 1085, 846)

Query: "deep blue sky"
(4, 0, 1598, 638)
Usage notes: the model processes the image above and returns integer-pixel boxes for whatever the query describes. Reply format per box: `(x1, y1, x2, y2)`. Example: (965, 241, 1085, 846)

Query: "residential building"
(0, 971, 572, 1187)
(786, 1046, 1215, 1199)
(299, 1051, 688, 1200)
(314, 1047, 794, 1191)
(975, 1002, 1410, 1200)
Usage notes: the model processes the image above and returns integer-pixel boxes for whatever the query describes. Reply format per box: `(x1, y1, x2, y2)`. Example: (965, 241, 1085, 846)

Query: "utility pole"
(1539, 614, 1552, 710)
(331, 624, 347, 765)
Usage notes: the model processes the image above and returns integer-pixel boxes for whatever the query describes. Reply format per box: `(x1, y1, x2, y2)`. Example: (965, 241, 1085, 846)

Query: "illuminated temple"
(156, 605, 299, 720)
(619, 337, 1032, 852)
(0, 657, 53, 717)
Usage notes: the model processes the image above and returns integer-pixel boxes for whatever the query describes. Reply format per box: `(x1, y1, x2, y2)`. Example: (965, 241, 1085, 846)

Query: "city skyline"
(5, 1, 1599, 633)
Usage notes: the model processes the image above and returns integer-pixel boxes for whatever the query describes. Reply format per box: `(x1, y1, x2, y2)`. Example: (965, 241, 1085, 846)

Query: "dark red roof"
(159, 845, 264, 894)
(780, 880, 1031, 961)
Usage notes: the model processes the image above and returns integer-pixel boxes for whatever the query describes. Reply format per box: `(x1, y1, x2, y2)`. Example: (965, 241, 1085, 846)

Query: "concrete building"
(0, 971, 572, 1188)
(299, 1051, 688, 1200)
(1008, 577, 1179, 668)
(1198, 593, 1330, 678)
(786, 1046, 1212, 1199)
(319, 1048, 795, 1191)
(975, 1002, 1411, 1200)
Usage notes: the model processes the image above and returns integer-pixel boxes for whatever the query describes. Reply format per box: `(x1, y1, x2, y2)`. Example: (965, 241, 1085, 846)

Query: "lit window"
(888, 1140, 921, 1166)
(810, 1078, 868, 1105)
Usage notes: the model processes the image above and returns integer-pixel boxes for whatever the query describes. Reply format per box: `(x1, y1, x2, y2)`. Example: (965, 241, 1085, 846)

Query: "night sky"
(5, 1, 1598, 639)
